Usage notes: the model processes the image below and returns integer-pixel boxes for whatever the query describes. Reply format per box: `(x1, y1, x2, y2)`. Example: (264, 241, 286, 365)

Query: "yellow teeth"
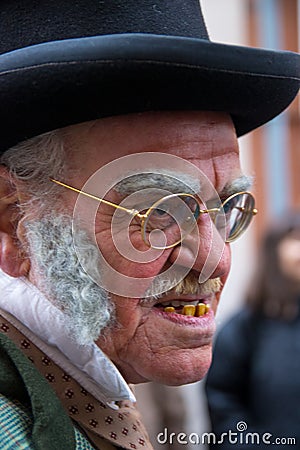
(195, 303, 206, 317)
(182, 305, 196, 316)
(164, 307, 175, 313)
(163, 303, 210, 317)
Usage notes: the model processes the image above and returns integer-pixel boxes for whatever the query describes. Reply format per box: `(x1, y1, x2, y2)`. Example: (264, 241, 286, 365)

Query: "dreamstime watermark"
(157, 421, 297, 446)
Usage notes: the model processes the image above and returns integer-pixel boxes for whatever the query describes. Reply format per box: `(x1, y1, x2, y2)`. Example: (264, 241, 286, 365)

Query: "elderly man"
(0, 1, 299, 449)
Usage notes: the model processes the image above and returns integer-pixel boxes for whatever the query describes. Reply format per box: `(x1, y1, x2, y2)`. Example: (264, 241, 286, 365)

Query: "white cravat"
(0, 269, 135, 408)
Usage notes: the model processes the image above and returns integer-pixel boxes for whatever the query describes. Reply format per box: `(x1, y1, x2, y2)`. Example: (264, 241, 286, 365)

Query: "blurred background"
(135, 0, 300, 448)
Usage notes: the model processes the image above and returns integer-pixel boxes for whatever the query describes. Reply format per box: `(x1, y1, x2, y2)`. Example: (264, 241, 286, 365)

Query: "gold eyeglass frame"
(50, 178, 258, 249)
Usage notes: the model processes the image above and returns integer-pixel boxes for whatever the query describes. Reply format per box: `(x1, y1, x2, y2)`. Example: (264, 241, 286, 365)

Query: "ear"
(0, 166, 30, 278)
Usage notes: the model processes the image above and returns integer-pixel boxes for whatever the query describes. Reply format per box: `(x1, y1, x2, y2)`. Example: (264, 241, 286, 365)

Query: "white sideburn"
(0, 270, 135, 408)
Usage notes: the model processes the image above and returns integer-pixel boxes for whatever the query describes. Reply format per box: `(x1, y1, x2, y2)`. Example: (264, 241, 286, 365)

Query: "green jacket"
(0, 332, 94, 449)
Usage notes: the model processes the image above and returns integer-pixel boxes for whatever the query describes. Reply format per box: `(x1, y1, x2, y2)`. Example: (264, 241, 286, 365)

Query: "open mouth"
(155, 300, 210, 317)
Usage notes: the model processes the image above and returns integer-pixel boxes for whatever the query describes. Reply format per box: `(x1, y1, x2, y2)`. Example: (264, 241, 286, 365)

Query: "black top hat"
(0, 0, 299, 153)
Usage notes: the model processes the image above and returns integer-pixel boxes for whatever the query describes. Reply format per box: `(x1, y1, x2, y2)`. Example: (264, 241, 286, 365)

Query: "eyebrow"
(220, 175, 254, 197)
(114, 171, 201, 195)
(114, 172, 253, 199)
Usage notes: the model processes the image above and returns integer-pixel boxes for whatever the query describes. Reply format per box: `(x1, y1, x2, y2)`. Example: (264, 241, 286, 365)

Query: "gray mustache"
(142, 272, 222, 301)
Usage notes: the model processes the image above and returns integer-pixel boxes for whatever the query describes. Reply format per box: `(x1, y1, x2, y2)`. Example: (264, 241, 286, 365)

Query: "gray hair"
(0, 131, 67, 212)
(1, 132, 114, 342)
(25, 213, 113, 345)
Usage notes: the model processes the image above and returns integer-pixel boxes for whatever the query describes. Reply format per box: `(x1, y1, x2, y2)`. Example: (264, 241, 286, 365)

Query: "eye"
(152, 207, 169, 216)
(144, 195, 200, 231)
(222, 195, 241, 214)
(222, 200, 233, 214)
(184, 196, 200, 218)
(146, 205, 175, 230)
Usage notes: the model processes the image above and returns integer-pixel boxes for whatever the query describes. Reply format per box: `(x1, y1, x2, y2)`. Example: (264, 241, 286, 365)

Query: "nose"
(167, 214, 231, 282)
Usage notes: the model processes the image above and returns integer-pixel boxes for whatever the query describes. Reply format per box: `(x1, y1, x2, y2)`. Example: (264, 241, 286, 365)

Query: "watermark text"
(157, 421, 296, 446)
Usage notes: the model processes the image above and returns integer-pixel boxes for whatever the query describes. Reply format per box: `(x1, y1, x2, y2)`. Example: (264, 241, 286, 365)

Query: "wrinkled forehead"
(63, 111, 240, 170)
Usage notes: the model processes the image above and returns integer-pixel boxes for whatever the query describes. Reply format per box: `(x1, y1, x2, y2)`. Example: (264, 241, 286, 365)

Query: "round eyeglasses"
(51, 179, 257, 250)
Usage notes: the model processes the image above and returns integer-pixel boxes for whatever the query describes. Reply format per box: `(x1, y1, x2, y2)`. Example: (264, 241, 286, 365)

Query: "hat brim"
(1, 34, 299, 152)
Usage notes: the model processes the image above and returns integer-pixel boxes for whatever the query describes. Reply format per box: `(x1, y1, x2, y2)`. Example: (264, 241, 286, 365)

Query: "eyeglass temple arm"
(236, 206, 258, 215)
(199, 207, 220, 214)
(199, 206, 258, 215)
(50, 178, 143, 217)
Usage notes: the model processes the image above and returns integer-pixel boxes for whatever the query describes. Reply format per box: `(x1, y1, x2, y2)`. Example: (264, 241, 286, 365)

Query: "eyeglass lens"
(141, 194, 200, 249)
(215, 192, 255, 242)
(141, 192, 254, 249)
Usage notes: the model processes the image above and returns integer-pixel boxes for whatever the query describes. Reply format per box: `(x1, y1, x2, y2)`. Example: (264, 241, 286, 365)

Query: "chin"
(163, 349, 213, 386)
(127, 344, 213, 386)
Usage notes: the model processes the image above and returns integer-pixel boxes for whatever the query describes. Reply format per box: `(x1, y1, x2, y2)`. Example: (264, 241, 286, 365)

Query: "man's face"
(47, 111, 243, 385)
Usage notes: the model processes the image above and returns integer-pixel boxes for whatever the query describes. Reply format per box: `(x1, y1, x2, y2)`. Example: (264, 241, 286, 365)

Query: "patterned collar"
(0, 270, 135, 408)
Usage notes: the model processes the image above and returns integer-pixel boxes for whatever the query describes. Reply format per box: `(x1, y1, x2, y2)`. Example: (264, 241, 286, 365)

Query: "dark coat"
(205, 308, 300, 449)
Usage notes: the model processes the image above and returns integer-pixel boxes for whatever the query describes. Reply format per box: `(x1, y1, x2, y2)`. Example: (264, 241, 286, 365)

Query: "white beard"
(24, 214, 114, 346)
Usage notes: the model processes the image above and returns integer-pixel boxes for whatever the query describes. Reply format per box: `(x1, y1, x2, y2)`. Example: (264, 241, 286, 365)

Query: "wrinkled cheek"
(112, 298, 144, 328)
(95, 230, 173, 296)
